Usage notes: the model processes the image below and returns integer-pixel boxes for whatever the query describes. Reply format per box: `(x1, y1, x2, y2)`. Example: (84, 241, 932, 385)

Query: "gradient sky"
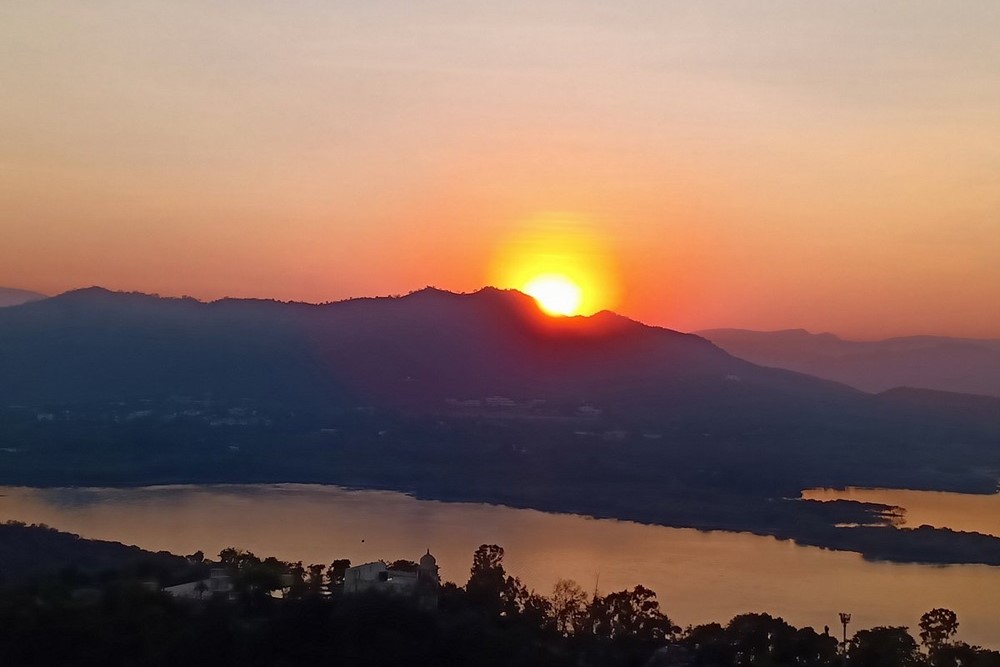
(2, 1, 999, 338)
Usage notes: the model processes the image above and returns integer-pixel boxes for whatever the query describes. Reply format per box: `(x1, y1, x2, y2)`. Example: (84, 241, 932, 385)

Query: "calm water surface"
(1, 484, 998, 648)
(802, 487, 1000, 537)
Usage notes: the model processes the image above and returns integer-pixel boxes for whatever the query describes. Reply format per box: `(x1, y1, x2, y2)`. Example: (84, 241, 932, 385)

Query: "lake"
(802, 487, 1000, 538)
(1, 484, 998, 648)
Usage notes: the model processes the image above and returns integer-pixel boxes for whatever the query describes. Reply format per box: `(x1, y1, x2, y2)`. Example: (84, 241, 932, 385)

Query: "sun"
(489, 212, 620, 316)
(523, 274, 584, 316)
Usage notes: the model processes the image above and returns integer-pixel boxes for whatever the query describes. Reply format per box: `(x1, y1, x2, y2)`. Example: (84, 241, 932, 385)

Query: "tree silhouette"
(930, 641, 1000, 667)
(6, 539, 1000, 667)
(684, 622, 732, 665)
(470, 544, 505, 576)
(387, 559, 419, 573)
(920, 608, 960, 654)
(682, 616, 838, 667)
(849, 626, 922, 667)
(466, 544, 515, 615)
(788, 626, 839, 666)
(328, 558, 351, 589)
(306, 563, 326, 594)
(588, 585, 678, 641)
(517, 586, 554, 631)
(218, 547, 259, 570)
(239, 556, 287, 600)
(551, 578, 588, 636)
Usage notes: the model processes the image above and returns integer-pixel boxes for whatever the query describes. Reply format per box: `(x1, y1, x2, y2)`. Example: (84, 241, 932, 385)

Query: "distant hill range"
(2, 286, 1000, 564)
(0, 287, 46, 308)
(699, 328, 1000, 398)
(1, 285, 997, 488)
(0, 286, 859, 414)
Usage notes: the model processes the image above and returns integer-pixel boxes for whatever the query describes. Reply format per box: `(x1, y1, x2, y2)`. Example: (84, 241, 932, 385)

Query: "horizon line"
(5, 282, 1000, 343)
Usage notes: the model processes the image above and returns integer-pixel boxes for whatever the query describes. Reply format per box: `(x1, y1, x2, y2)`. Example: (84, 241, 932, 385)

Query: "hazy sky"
(2, 1, 999, 338)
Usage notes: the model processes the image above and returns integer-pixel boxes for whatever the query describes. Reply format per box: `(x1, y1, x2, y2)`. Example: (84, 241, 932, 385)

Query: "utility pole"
(839, 612, 852, 662)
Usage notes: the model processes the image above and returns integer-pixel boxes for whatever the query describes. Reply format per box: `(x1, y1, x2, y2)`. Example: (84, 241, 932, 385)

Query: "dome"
(419, 550, 437, 567)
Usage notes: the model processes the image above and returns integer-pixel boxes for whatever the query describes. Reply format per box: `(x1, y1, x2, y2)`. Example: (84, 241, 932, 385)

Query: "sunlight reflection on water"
(2, 483, 998, 648)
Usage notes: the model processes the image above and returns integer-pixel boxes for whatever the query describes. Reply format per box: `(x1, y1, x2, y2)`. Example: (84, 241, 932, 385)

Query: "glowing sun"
(523, 274, 584, 316)
(490, 212, 620, 316)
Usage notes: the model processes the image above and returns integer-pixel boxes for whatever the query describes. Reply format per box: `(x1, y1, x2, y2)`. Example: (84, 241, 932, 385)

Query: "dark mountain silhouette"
(2, 285, 997, 485)
(0, 522, 191, 585)
(0, 286, 46, 308)
(2, 286, 1000, 564)
(699, 328, 1000, 398)
(0, 287, 349, 407)
(0, 286, 856, 412)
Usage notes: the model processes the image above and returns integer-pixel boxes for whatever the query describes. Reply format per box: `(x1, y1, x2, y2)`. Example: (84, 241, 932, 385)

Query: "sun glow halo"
(490, 213, 620, 317)
(523, 274, 583, 316)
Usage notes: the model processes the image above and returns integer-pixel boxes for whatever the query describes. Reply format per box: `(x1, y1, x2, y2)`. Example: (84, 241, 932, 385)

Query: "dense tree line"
(0, 542, 996, 667)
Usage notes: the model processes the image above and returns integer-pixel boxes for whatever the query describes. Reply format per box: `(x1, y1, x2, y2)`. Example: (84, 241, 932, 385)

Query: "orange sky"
(2, 2, 999, 339)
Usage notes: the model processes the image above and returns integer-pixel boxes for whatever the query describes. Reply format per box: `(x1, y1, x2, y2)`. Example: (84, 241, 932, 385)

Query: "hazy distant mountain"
(0, 287, 46, 308)
(699, 328, 1000, 398)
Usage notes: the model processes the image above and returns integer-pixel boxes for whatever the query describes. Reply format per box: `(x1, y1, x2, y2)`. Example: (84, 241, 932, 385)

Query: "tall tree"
(588, 585, 678, 641)
(920, 608, 960, 654)
(466, 544, 508, 615)
(849, 626, 923, 667)
(218, 547, 259, 570)
(328, 558, 351, 588)
(306, 563, 326, 594)
(465, 544, 526, 616)
(551, 579, 588, 636)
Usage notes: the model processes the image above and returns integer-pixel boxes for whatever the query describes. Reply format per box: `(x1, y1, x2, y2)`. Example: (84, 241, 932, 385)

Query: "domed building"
(418, 550, 439, 582)
(342, 550, 440, 610)
(417, 550, 440, 610)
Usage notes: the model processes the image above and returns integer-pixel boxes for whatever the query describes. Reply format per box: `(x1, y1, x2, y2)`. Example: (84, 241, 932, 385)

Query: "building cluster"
(163, 551, 441, 609)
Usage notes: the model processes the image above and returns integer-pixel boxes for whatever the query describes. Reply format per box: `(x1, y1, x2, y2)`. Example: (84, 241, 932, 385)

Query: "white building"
(343, 551, 440, 609)
(163, 568, 236, 600)
(343, 562, 418, 595)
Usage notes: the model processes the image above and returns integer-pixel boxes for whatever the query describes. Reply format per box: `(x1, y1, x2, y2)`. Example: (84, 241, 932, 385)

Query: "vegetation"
(0, 521, 194, 587)
(0, 529, 997, 666)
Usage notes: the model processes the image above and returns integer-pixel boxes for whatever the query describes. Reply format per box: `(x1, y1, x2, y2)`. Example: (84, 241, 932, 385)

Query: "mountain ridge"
(700, 327, 1000, 397)
(4, 285, 855, 411)
(0, 286, 47, 308)
(2, 285, 1000, 564)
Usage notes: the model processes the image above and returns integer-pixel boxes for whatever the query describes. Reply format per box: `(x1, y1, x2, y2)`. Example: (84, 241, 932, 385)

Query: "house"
(343, 551, 440, 609)
(163, 568, 236, 600)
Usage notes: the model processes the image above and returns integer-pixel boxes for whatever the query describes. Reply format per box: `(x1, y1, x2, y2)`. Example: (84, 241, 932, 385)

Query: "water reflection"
(1, 484, 998, 649)
(802, 487, 1000, 538)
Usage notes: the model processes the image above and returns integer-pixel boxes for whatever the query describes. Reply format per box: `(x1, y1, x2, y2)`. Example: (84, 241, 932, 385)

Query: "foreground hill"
(1, 287, 999, 564)
(700, 328, 1000, 398)
(0, 521, 190, 586)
